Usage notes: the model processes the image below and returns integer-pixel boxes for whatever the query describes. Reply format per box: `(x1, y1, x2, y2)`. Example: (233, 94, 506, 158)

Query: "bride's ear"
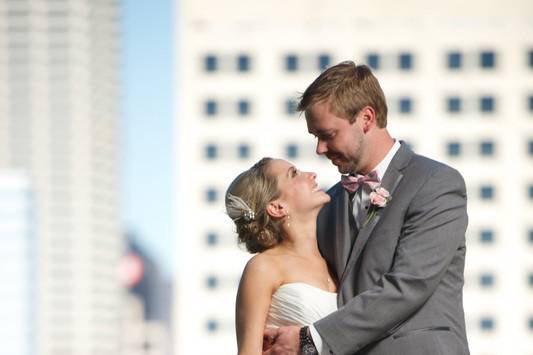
(266, 200, 287, 219)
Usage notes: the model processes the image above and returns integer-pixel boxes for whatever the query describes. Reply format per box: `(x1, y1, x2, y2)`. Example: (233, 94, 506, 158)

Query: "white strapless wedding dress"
(266, 282, 338, 328)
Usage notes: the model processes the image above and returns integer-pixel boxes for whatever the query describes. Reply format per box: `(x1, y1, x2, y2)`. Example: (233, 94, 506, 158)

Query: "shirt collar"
(372, 139, 401, 181)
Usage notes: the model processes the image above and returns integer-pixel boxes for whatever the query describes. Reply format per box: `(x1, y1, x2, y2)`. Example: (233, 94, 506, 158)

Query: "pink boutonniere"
(364, 186, 391, 226)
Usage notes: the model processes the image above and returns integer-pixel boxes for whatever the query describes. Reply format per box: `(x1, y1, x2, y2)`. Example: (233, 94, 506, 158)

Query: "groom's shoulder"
(408, 152, 465, 184)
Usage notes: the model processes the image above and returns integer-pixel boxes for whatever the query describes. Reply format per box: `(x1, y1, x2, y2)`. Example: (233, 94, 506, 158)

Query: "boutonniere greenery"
(364, 187, 391, 226)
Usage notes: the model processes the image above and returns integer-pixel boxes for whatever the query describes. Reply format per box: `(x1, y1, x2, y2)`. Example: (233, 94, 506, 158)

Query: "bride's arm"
(235, 255, 279, 355)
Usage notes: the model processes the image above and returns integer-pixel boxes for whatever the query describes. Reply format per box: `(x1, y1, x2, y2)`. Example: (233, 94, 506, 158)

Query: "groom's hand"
(262, 325, 300, 355)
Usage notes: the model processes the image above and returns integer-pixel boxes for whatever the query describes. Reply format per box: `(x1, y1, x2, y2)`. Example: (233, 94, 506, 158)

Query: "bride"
(226, 157, 337, 355)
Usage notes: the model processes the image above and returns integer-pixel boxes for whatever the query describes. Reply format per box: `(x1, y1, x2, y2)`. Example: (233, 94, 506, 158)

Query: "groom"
(263, 61, 470, 355)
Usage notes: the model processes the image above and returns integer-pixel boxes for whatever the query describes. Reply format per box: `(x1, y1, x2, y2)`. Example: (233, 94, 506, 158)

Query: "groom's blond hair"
(297, 61, 388, 128)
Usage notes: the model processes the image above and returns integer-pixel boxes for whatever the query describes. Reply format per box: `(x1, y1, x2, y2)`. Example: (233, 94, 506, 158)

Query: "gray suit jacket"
(314, 143, 470, 355)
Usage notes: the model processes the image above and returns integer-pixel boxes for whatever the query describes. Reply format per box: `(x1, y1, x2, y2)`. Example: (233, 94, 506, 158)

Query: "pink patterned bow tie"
(341, 171, 380, 193)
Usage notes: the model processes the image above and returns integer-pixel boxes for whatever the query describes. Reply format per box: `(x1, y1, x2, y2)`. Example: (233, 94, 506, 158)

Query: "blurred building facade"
(0, 1, 123, 355)
(120, 237, 173, 355)
(175, 0, 533, 354)
(0, 171, 34, 355)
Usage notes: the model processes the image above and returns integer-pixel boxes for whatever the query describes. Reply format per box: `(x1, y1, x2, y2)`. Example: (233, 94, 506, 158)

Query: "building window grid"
(399, 53, 413, 70)
(238, 144, 250, 159)
(480, 229, 494, 244)
(286, 99, 297, 115)
(480, 51, 496, 69)
(237, 55, 250, 72)
(399, 97, 412, 114)
(286, 144, 299, 158)
(205, 100, 217, 116)
(204, 55, 217, 72)
(447, 97, 462, 113)
(285, 55, 298, 72)
(480, 317, 495, 331)
(448, 52, 462, 69)
(447, 142, 461, 157)
(480, 96, 495, 113)
(480, 141, 495, 156)
(206, 232, 218, 246)
(367, 53, 380, 70)
(318, 54, 330, 71)
(479, 273, 494, 287)
(238, 100, 250, 116)
(480, 185, 494, 200)
(206, 188, 217, 203)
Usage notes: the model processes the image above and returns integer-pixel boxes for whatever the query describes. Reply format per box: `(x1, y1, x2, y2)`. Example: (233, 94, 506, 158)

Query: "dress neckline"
(276, 282, 337, 295)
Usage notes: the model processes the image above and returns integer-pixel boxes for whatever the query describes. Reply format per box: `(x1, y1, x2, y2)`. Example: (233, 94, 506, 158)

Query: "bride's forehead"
(269, 159, 293, 171)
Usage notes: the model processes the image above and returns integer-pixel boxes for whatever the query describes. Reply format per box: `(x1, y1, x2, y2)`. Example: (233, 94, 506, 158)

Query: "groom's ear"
(359, 106, 376, 133)
(266, 200, 286, 219)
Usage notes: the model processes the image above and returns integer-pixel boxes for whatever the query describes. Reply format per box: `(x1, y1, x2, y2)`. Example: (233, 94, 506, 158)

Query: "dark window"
(480, 51, 495, 69)
(447, 97, 461, 113)
(285, 55, 298, 71)
(529, 96, 533, 112)
(529, 184, 533, 200)
(529, 317, 533, 330)
(528, 50, 533, 68)
(206, 232, 218, 246)
(205, 144, 218, 159)
(205, 144, 217, 160)
(480, 141, 494, 156)
(448, 52, 462, 69)
(286, 99, 297, 115)
(206, 276, 218, 289)
(286, 144, 299, 158)
(238, 100, 250, 116)
(528, 141, 533, 156)
(237, 54, 250, 72)
(205, 55, 217, 72)
(318, 54, 330, 70)
(529, 229, 533, 244)
(480, 96, 495, 113)
(205, 100, 217, 116)
(528, 273, 533, 287)
(480, 317, 494, 331)
(480, 229, 494, 244)
(480, 185, 494, 200)
(399, 53, 413, 70)
(480, 273, 494, 287)
(399, 98, 412, 114)
(206, 188, 217, 202)
(447, 142, 461, 157)
(206, 319, 218, 332)
(367, 53, 380, 70)
(238, 144, 250, 159)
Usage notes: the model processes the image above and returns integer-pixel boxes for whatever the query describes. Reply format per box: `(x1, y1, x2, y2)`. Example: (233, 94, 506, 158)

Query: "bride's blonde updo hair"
(225, 157, 283, 253)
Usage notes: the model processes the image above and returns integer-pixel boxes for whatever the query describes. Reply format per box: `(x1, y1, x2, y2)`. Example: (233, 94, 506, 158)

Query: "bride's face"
(267, 159, 330, 214)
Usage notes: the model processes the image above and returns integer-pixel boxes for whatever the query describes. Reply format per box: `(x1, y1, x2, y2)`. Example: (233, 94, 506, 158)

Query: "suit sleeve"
(313, 167, 468, 355)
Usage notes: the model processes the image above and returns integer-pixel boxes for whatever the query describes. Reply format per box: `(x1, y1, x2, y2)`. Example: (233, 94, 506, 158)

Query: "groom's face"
(305, 100, 365, 174)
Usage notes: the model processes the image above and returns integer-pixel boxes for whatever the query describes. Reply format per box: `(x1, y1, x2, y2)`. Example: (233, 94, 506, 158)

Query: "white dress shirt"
(309, 140, 401, 354)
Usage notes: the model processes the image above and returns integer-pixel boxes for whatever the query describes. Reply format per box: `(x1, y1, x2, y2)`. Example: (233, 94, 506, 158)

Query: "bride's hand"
(263, 328, 278, 351)
(262, 326, 300, 355)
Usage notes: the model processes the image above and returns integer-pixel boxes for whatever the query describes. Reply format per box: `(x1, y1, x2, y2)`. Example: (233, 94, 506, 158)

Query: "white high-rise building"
(175, 0, 533, 354)
(0, 171, 34, 355)
(0, 1, 122, 355)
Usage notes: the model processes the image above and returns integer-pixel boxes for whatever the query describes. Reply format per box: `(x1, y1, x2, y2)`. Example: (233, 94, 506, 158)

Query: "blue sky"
(122, 0, 174, 276)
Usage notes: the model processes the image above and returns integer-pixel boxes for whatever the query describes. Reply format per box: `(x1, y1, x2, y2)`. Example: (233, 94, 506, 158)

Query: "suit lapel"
(330, 187, 353, 278)
(339, 143, 412, 285)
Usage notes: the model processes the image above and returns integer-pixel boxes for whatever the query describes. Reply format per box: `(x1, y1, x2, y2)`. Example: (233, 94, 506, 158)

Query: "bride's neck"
(278, 219, 320, 258)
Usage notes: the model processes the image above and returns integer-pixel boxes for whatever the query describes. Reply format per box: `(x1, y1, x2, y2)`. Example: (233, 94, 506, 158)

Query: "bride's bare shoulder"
(240, 252, 283, 290)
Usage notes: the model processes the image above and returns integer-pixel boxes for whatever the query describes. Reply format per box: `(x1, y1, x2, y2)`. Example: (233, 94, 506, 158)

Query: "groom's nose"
(316, 139, 327, 155)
